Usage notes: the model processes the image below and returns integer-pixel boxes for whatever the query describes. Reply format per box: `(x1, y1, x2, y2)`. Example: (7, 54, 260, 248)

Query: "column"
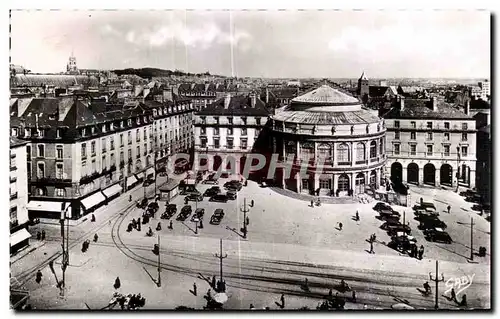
(418, 167, 424, 185)
(402, 167, 407, 184)
(272, 137, 277, 153)
(365, 141, 370, 163)
(313, 173, 319, 194)
(282, 140, 286, 160)
(296, 141, 300, 160)
(350, 172, 355, 193)
(365, 170, 370, 186)
(351, 142, 356, 166)
(469, 169, 476, 189)
(376, 168, 380, 189)
(435, 169, 441, 187)
(296, 171, 301, 193)
(281, 167, 286, 189)
(333, 143, 338, 166)
(333, 174, 339, 196)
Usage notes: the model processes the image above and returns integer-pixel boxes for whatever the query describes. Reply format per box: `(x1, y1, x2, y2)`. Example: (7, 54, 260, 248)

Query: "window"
(102, 155, 106, 169)
(11, 128, 18, 136)
(427, 132, 433, 140)
(337, 143, 349, 163)
(410, 121, 416, 129)
(410, 144, 417, 156)
(120, 134, 124, 146)
(215, 117, 219, 125)
(462, 123, 468, 130)
(427, 122, 433, 129)
(380, 138, 384, 155)
(56, 145, 63, 159)
(241, 117, 247, 125)
(444, 145, 450, 156)
(128, 131, 132, 144)
(461, 146, 468, 157)
(10, 156, 16, 169)
(214, 128, 220, 135)
(338, 174, 349, 192)
(55, 188, 65, 197)
(102, 125, 106, 133)
(444, 122, 450, 129)
(370, 141, 377, 158)
(36, 188, 46, 196)
(26, 145, 31, 160)
(136, 146, 140, 158)
(214, 138, 220, 148)
(256, 117, 261, 125)
(27, 162, 31, 179)
(240, 138, 248, 150)
(462, 133, 468, 141)
(410, 132, 416, 140)
(144, 143, 147, 156)
(110, 138, 115, 150)
(201, 127, 206, 135)
(110, 153, 115, 165)
(81, 161, 86, 175)
(25, 128, 31, 137)
(227, 128, 233, 135)
(128, 149, 132, 160)
(227, 117, 233, 124)
(200, 116, 206, 124)
(101, 138, 107, 153)
(319, 179, 331, 189)
(91, 159, 96, 172)
(120, 151, 124, 163)
(444, 132, 450, 140)
(37, 162, 45, 178)
(121, 121, 124, 128)
(356, 143, 365, 161)
(81, 143, 87, 159)
(395, 131, 400, 140)
(143, 127, 147, 140)
(201, 138, 207, 148)
(241, 128, 247, 136)
(227, 138, 234, 149)
(91, 127, 95, 134)
(427, 145, 433, 156)
(91, 141, 96, 156)
(394, 121, 400, 128)
(136, 129, 140, 142)
(37, 128, 44, 137)
(393, 144, 400, 155)
(37, 144, 45, 157)
(56, 163, 63, 179)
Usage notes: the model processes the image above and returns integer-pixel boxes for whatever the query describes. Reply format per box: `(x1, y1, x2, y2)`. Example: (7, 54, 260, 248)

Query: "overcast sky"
(10, 10, 490, 78)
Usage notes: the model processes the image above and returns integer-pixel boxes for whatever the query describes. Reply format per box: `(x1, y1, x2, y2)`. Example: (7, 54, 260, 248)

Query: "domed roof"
(292, 85, 360, 105)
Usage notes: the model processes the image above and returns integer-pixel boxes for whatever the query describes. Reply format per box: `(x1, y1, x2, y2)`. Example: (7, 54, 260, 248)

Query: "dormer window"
(241, 117, 247, 125)
(102, 125, 106, 133)
(56, 129, 61, 138)
(25, 128, 31, 137)
(110, 123, 115, 131)
(81, 128, 87, 137)
(227, 117, 233, 125)
(128, 119, 132, 126)
(91, 127, 95, 134)
(136, 118, 140, 125)
(11, 128, 18, 136)
(37, 128, 44, 137)
(121, 121, 125, 128)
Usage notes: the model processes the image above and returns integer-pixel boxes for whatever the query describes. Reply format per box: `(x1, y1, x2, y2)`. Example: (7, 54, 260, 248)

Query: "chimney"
(265, 87, 269, 103)
(224, 93, 231, 109)
(250, 93, 256, 108)
(430, 97, 438, 112)
(464, 99, 470, 115)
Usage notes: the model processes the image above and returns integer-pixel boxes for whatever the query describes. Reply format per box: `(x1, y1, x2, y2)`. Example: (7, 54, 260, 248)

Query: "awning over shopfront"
(126, 175, 138, 187)
(10, 229, 31, 246)
(81, 191, 106, 211)
(27, 201, 69, 214)
(103, 184, 122, 198)
(146, 167, 155, 177)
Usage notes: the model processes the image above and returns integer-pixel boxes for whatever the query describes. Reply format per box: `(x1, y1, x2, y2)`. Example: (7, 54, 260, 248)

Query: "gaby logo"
(444, 274, 475, 296)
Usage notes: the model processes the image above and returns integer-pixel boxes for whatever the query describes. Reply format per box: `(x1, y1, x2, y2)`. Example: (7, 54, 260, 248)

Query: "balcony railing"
(338, 161, 351, 166)
(10, 192, 18, 200)
(356, 160, 368, 165)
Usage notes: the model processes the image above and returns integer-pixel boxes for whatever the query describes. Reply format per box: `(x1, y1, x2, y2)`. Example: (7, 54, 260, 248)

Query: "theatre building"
(269, 85, 387, 196)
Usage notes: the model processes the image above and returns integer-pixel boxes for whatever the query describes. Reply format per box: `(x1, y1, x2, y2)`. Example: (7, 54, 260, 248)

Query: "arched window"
(338, 174, 350, 191)
(370, 141, 377, 159)
(356, 143, 365, 162)
(36, 187, 47, 196)
(285, 141, 296, 159)
(318, 144, 332, 163)
(337, 143, 350, 164)
(300, 142, 314, 161)
(379, 137, 384, 155)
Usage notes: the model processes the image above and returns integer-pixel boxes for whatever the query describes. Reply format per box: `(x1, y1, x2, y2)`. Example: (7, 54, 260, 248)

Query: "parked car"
(380, 219, 401, 230)
(210, 209, 225, 225)
(161, 204, 177, 219)
(386, 224, 412, 236)
(185, 193, 203, 202)
(460, 189, 477, 197)
(176, 205, 192, 221)
(388, 233, 417, 251)
(227, 191, 237, 200)
(418, 217, 447, 230)
(191, 208, 205, 222)
(136, 198, 148, 209)
(28, 218, 40, 226)
(180, 186, 201, 196)
(220, 172, 230, 179)
(224, 181, 242, 191)
(424, 228, 452, 244)
(465, 194, 482, 203)
(379, 208, 400, 218)
(373, 202, 393, 213)
(209, 194, 229, 203)
(203, 187, 220, 197)
(143, 179, 153, 187)
(203, 173, 219, 185)
(381, 214, 400, 223)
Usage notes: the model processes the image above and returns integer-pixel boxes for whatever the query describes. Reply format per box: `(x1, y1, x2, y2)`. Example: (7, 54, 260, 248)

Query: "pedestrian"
(420, 197, 423, 205)
(212, 276, 216, 289)
(114, 277, 121, 289)
(94, 233, 99, 242)
(109, 220, 111, 226)
(355, 211, 360, 221)
(251, 199, 254, 207)
(91, 214, 96, 222)
(129, 195, 132, 202)
(37, 231, 41, 240)
(419, 245, 424, 260)
(369, 241, 374, 254)
(339, 222, 343, 231)
(41, 230, 46, 240)
(311, 200, 314, 207)
(36, 270, 42, 283)
(280, 293, 285, 308)
(450, 288, 457, 302)
(193, 282, 197, 296)
(352, 290, 357, 303)
(447, 205, 451, 214)
(169, 220, 173, 230)
(249, 304, 255, 310)
(199, 219, 204, 229)
(246, 216, 250, 226)
(460, 294, 467, 307)
(329, 289, 333, 297)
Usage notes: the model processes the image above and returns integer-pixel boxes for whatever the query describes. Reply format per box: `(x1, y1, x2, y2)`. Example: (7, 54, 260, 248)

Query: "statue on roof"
(331, 126, 336, 135)
(351, 125, 354, 135)
(366, 124, 369, 134)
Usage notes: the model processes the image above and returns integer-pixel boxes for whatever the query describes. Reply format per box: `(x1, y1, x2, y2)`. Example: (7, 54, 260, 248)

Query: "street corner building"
(266, 84, 387, 197)
(382, 96, 477, 189)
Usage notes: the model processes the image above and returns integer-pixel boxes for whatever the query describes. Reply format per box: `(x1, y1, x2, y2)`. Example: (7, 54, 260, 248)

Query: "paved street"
(11, 175, 490, 310)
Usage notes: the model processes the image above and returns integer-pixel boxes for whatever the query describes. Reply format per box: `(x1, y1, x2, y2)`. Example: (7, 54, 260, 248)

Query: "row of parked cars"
(161, 204, 226, 225)
(373, 202, 417, 252)
(181, 180, 244, 203)
(413, 202, 452, 244)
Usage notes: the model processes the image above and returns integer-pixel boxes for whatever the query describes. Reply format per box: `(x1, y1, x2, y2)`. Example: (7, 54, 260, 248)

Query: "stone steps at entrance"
(269, 186, 371, 204)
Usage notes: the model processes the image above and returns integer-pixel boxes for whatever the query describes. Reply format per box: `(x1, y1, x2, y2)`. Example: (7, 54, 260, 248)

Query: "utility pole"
(429, 260, 445, 309)
(241, 198, 249, 238)
(470, 217, 474, 261)
(456, 146, 461, 192)
(214, 239, 227, 292)
(60, 202, 70, 298)
(157, 235, 161, 287)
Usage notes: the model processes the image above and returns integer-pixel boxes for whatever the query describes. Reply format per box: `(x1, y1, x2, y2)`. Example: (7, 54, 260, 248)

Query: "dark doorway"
(440, 164, 453, 186)
(407, 163, 419, 184)
(423, 163, 436, 185)
(390, 162, 403, 184)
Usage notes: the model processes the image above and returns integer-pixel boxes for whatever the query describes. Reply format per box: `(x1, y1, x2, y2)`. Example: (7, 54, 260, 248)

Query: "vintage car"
(191, 208, 205, 222)
(203, 186, 221, 197)
(385, 223, 412, 236)
(209, 194, 229, 203)
(210, 209, 225, 225)
(424, 228, 453, 244)
(176, 205, 192, 221)
(373, 202, 393, 213)
(418, 216, 447, 230)
(161, 204, 177, 219)
(185, 193, 203, 202)
(227, 191, 237, 200)
(388, 232, 417, 252)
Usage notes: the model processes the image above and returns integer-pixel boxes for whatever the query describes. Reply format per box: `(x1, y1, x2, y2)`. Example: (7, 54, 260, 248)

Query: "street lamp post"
(214, 239, 227, 292)
(241, 198, 249, 238)
(470, 217, 475, 261)
(456, 146, 461, 192)
(429, 260, 445, 309)
(157, 235, 161, 287)
(60, 202, 70, 298)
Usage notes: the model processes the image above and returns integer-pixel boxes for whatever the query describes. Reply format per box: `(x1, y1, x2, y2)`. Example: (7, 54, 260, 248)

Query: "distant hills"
(112, 68, 213, 79)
